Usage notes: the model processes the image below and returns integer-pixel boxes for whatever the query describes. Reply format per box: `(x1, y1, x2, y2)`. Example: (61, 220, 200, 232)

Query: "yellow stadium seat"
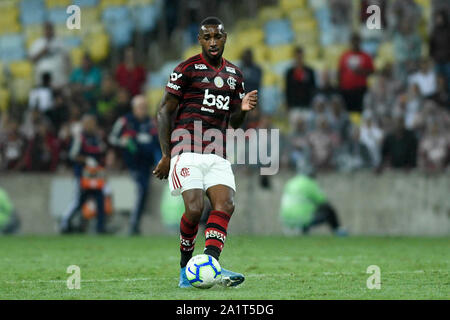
(267, 44, 294, 64)
(307, 59, 326, 72)
(0, 87, 10, 112)
(0, 7, 19, 22)
(0, 0, 17, 9)
(0, 21, 21, 35)
(24, 27, 43, 49)
(323, 44, 347, 70)
(129, 0, 154, 5)
(262, 70, 280, 87)
(258, 6, 284, 24)
(377, 42, 394, 63)
(71, 47, 84, 68)
(55, 24, 83, 37)
(100, 0, 126, 9)
(235, 29, 265, 47)
(288, 8, 314, 22)
(183, 46, 201, 61)
(280, 0, 306, 12)
(304, 45, 320, 61)
(292, 19, 317, 34)
(294, 31, 318, 47)
(0, 63, 5, 86)
(45, 0, 71, 7)
(234, 19, 260, 31)
(147, 88, 164, 116)
(9, 61, 33, 79)
(12, 78, 33, 103)
(349, 112, 361, 126)
(242, 44, 267, 65)
(86, 33, 109, 62)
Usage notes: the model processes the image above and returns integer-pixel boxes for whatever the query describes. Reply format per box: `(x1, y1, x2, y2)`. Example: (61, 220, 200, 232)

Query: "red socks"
(179, 213, 199, 267)
(204, 210, 231, 260)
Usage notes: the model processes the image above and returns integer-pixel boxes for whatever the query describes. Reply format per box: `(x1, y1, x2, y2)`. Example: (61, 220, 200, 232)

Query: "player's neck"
(201, 53, 223, 70)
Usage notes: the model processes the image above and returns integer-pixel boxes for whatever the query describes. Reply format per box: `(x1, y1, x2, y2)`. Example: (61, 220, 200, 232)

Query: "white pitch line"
(2, 270, 447, 285)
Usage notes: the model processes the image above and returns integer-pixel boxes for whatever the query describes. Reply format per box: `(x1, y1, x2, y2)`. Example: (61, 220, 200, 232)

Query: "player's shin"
(180, 213, 199, 267)
(203, 210, 231, 260)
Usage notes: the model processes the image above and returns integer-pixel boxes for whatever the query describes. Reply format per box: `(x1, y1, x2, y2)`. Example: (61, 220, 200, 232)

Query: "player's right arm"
(153, 91, 179, 179)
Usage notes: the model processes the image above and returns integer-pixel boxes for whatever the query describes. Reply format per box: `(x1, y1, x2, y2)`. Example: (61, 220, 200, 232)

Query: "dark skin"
(153, 24, 257, 222)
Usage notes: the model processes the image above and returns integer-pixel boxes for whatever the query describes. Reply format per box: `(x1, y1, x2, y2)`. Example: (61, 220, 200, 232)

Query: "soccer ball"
(186, 254, 222, 289)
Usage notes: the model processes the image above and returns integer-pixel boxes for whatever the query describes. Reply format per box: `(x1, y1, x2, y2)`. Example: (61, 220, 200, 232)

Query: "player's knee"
(184, 201, 204, 223)
(214, 199, 235, 215)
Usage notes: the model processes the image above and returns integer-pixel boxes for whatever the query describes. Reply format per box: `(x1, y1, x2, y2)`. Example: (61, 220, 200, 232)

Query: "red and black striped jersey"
(165, 53, 245, 158)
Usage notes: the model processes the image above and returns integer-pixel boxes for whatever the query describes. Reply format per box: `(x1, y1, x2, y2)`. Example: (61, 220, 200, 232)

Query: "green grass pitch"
(0, 235, 448, 299)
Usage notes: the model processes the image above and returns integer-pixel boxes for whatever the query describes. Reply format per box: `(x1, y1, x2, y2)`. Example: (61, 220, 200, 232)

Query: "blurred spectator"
(109, 95, 161, 235)
(393, 20, 422, 83)
(329, 0, 352, 44)
(388, 0, 422, 32)
(337, 126, 372, 171)
(284, 114, 310, 170)
(429, 10, 450, 94)
(0, 120, 26, 171)
(115, 47, 147, 97)
(70, 53, 102, 111)
(435, 75, 450, 108)
(29, 22, 70, 89)
(285, 47, 316, 118)
(401, 84, 422, 130)
(240, 49, 262, 93)
(308, 117, 338, 170)
(22, 120, 59, 172)
(97, 74, 119, 130)
(60, 114, 107, 234)
(338, 33, 374, 113)
(408, 58, 438, 99)
(28, 73, 54, 113)
(379, 117, 418, 170)
(363, 71, 396, 118)
(317, 69, 338, 99)
(115, 87, 132, 118)
(328, 95, 351, 142)
(306, 95, 330, 131)
(418, 121, 449, 173)
(46, 92, 69, 135)
(360, 111, 384, 167)
(20, 109, 42, 140)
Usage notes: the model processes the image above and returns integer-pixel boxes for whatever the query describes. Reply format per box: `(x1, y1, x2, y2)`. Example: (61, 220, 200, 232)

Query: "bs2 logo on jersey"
(203, 89, 230, 110)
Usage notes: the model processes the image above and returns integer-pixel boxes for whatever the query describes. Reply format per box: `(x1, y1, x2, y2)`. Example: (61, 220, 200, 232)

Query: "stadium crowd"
(0, 0, 449, 178)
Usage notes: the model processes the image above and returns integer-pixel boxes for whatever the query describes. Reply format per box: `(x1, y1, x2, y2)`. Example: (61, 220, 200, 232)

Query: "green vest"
(280, 175, 327, 228)
(0, 188, 13, 228)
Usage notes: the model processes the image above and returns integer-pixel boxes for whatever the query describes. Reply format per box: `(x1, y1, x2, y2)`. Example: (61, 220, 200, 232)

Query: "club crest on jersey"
(214, 76, 224, 88)
(180, 167, 190, 177)
(226, 66, 236, 74)
(194, 64, 207, 70)
(227, 76, 237, 90)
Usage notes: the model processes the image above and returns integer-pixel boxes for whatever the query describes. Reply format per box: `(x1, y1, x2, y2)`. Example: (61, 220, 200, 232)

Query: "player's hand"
(241, 90, 258, 112)
(153, 155, 171, 180)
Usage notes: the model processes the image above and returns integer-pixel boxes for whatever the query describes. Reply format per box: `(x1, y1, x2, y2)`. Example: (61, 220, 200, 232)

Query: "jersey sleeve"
(165, 63, 189, 98)
(231, 75, 246, 112)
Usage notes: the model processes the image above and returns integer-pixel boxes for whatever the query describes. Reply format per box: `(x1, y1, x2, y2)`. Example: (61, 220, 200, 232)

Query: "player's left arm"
(229, 78, 257, 129)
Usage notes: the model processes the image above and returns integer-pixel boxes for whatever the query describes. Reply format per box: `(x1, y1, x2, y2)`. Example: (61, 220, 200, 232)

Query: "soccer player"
(109, 95, 161, 235)
(153, 17, 258, 288)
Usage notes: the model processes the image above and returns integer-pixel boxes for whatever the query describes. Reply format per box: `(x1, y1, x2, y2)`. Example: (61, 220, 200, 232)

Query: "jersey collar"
(200, 53, 225, 73)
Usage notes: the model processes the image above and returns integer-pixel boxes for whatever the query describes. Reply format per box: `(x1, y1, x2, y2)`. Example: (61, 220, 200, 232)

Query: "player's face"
(198, 25, 227, 62)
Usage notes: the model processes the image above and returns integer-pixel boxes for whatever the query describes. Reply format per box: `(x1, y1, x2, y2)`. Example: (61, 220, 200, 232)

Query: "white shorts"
(168, 153, 236, 196)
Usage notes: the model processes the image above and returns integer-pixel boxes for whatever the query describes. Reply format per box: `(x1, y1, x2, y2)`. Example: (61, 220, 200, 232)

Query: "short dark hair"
(200, 16, 224, 29)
